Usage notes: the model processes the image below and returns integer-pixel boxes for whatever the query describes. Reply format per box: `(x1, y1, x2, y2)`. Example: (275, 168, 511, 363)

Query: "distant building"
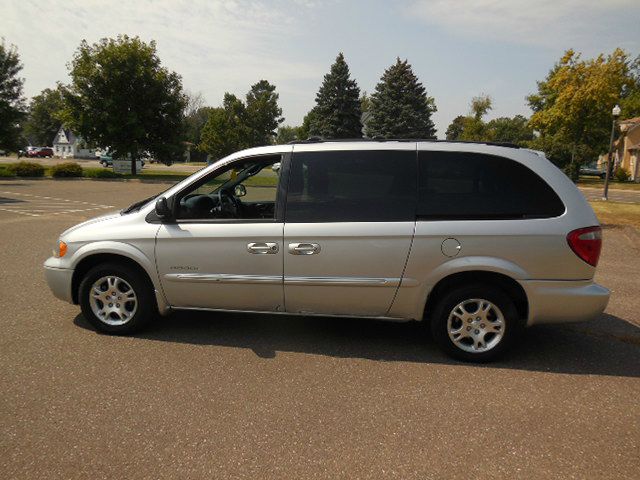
(52, 126, 97, 159)
(597, 117, 640, 182)
(617, 117, 640, 182)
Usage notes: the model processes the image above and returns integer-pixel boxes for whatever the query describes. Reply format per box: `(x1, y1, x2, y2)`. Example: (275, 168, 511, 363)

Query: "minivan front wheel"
(79, 263, 155, 334)
(430, 285, 522, 362)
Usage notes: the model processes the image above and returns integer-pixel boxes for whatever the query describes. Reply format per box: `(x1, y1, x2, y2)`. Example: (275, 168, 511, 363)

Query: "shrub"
(10, 161, 45, 177)
(83, 167, 122, 179)
(614, 167, 631, 182)
(0, 165, 16, 177)
(51, 162, 83, 178)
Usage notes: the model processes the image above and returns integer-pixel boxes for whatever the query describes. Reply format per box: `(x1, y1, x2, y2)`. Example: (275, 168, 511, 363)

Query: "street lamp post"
(603, 104, 621, 201)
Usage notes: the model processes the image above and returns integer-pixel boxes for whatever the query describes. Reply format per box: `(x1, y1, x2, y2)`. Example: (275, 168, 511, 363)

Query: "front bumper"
(520, 279, 610, 326)
(44, 257, 74, 303)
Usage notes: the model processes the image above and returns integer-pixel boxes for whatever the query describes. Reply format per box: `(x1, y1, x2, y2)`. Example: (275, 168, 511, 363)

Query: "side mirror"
(234, 184, 247, 197)
(155, 197, 171, 219)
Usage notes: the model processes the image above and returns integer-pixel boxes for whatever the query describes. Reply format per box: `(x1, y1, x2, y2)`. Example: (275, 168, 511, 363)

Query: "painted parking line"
(0, 191, 114, 217)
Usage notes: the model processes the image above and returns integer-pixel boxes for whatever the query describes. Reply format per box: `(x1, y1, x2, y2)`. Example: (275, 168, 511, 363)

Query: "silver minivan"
(44, 140, 609, 361)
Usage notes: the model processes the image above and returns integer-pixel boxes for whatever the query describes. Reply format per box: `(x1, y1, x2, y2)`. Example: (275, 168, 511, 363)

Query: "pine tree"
(366, 58, 437, 139)
(245, 80, 283, 145)
(310, 53, 362, 138)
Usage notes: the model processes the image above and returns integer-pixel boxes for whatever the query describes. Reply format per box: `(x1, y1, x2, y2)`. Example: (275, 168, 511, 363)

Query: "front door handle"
(247, 242, 279, 254)
(288, 243, 321, 255)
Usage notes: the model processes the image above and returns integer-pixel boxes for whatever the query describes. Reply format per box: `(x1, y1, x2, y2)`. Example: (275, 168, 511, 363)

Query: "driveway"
(0, 179, 638, 479)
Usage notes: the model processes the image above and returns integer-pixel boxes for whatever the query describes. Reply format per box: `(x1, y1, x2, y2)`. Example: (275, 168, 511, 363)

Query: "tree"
(199, 81, 284, 160)
(298, 107, 319, 140)
(64, 35, 186, 174)
(23, 84, 67, 146)
(184, 91, 205, 118)
(527, 48, 636, 178)
(620, 55, 640, 118)
(199, 93, 253, 160)
(182, 91, 213, 161)
(445, 115, 465, 140)
(275, 125, 302, 144)
(184, 106, 213, 146)
(309, 53, 362, 138)
(245, 80, 283, 145)
(470, 94, 492, 120)
(199, 108, 239, 160)
(0, 39, 26, 152)
(457, 95, 492, 141)
(366, 58, 437, 139)
(487, 115, 534, 144)
(360, 91, 371, 114)
(446, 96, 533, 145)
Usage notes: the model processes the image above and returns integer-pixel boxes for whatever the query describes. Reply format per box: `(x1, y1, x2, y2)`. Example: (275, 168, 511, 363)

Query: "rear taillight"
(567, 226, 602, 267)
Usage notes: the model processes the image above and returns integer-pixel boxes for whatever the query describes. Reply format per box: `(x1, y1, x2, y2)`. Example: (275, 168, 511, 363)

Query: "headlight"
(54, 241, 67, 258)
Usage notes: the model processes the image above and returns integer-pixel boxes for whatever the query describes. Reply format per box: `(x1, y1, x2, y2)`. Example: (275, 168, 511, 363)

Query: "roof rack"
(288, 137, 520, 149)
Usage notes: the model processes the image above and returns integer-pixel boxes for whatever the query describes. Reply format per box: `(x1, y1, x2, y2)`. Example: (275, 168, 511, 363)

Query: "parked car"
(99, 153, 113, 167)
(24, 146, 39, 157)
(28, 147, 54, 158)
(100, 152, 144, 168)
(579, 166, 606, 179)
(44, 140, 609, 362)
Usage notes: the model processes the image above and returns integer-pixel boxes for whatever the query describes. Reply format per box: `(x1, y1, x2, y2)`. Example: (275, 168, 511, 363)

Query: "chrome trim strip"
(164, 273, 282, 284)
(284, 276, 402, 287)
(165, 273, 419, 288)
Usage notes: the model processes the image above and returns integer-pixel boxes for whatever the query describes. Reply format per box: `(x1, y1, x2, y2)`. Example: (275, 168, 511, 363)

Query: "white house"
(52, 127, 97, 159)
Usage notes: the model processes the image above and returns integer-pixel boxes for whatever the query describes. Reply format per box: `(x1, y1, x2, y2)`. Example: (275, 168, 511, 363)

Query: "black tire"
(78, 262, 156, 334)
(429, 284, 524, 362)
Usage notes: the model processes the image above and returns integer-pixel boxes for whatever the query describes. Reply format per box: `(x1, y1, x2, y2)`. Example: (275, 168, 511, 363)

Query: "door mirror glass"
(234, 184, 247, 197)
(155, 196, 171, 218)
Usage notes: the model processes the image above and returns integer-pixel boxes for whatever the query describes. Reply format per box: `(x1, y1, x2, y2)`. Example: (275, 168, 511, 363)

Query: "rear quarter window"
(417, 151, 565, 220)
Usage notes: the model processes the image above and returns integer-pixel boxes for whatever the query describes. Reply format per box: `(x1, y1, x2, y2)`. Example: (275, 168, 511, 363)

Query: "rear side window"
(417, 151, 565, 220)
(286, 150, 417, 222)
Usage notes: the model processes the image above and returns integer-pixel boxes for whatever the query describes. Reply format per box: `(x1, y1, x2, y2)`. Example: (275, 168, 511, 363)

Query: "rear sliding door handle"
(247, 242, 279, 254)
(288, 243, 321, 255)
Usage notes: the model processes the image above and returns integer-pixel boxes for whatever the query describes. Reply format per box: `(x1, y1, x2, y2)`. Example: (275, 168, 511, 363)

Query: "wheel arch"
(71, 253, 157, 304)
(423, 271, 529, 323)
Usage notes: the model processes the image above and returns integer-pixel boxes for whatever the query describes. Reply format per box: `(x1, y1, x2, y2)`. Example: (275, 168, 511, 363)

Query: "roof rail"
(288, 137, 520, 148)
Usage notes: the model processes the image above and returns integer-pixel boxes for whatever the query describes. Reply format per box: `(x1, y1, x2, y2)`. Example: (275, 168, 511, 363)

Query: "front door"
(283, 148, 417, 317)
(156, 154, 285, 311)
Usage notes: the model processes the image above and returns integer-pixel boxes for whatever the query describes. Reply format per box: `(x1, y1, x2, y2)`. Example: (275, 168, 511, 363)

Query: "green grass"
(590, 201, 640, 228)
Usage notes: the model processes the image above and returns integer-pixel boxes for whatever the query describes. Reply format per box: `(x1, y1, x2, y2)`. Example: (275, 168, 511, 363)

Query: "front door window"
(176, 155, 281, 221)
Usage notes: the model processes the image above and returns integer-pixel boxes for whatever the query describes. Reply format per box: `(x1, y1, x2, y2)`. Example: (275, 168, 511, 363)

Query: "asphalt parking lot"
(1, 178, 639, 479)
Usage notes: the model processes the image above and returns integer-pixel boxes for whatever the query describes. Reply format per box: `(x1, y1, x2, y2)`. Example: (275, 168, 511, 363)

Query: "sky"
(2, 0, 639, 138)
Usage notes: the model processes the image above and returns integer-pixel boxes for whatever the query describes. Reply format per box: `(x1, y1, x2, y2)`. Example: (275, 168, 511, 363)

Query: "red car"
(27, 147, 54, 158)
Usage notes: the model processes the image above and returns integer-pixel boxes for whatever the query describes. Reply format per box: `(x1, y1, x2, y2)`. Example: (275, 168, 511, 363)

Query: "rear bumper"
(520, 280, 610, 326)
(44, 258, 74, 304)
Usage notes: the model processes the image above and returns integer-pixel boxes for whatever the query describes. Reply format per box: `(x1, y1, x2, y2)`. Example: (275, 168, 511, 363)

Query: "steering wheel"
(214, 190, 239, 218)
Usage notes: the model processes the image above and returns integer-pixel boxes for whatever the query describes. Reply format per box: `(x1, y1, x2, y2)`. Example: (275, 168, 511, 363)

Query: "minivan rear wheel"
(430, 285, 523, 362)
(79, 263, 155, 334)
